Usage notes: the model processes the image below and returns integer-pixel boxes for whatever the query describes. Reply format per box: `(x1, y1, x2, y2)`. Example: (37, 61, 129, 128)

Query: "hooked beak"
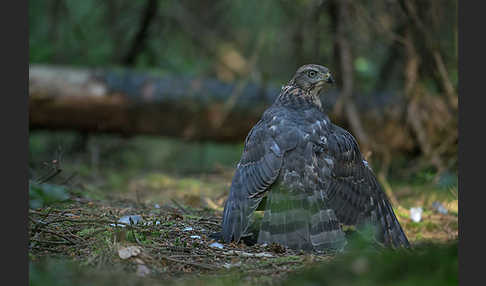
(325, 72, 334, 84)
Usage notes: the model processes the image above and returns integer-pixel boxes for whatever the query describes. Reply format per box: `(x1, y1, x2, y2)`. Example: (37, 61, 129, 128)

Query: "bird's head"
(289, 64, 334, 95)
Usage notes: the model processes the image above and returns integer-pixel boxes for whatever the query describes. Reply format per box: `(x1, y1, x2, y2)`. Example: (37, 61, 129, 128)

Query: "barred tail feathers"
(258, 185, 346, 252)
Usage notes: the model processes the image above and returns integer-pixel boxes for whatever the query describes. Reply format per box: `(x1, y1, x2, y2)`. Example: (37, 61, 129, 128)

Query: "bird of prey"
(217, 64, 410, 252)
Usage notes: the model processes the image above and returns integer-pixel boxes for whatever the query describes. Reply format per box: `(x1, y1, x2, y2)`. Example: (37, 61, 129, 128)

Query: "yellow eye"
(307, 70, 317, 78)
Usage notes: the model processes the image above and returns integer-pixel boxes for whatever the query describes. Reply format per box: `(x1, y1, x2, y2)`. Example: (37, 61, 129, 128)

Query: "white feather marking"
(319, 189, 326, 201)
(363, 160, 373, 171)
(270, 142, 281, 156)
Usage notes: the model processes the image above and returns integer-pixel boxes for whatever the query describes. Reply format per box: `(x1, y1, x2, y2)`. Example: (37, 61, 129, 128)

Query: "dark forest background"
(28, 1, 458, 285)
(29, 0, 458, 176)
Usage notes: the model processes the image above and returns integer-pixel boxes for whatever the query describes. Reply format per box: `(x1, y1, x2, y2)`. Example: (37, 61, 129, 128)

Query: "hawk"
(216, 64, 410, 252)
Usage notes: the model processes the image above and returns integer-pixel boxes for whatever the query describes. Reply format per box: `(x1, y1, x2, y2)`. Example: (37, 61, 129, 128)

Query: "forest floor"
(28, 168, 458, 286)
(28, 133, 458, 285)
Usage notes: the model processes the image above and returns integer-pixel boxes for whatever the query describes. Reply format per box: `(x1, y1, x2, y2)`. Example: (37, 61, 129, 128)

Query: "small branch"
(433, 51, 458, 110)
(38, 168, 62, 184)
(122, 0, 159, 66)
(30, 238, 72, 245)
(197, 219, 221, 228)
(171, 199, 188, 214)
(40, 229, 77, 245)
(61, 172, 78, 185)
(28, 215, 146, 230)
(159, 255, 217, 271)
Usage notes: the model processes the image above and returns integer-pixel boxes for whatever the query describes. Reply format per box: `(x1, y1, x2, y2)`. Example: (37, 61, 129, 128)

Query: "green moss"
(183, 214, 203, 220)
(77, 228, 97, 237)
(424, 221, 441, 232)
(283, 242, 458, 286)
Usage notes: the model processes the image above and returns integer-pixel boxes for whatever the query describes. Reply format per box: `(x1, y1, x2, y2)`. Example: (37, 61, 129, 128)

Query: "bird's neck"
(275, 83, 323, 111)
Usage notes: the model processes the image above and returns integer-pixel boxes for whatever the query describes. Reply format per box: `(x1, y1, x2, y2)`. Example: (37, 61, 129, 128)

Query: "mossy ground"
(29, 131, 458, 285)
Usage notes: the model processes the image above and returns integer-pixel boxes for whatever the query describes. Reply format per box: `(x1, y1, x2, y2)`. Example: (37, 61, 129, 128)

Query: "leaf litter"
(28, 194, 458, 284)
(28, 197, 321, 283)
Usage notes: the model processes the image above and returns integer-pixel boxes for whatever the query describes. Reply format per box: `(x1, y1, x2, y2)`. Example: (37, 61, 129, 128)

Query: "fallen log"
(29, 65, 283, 142)
(29, 65, 412, 152)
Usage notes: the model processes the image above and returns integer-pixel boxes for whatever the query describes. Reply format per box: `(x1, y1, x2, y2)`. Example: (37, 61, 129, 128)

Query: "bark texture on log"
(29, 65, 279, 142)
(29, 65, 413, 153)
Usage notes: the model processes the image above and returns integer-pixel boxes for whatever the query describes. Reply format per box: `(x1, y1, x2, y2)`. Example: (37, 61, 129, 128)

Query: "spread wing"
(321, 125, 410, 248)
(220, 111, 301, 243)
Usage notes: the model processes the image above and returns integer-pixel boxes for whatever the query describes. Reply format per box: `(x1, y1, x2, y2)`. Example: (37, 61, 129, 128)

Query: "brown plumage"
(215, 64, 410, 252)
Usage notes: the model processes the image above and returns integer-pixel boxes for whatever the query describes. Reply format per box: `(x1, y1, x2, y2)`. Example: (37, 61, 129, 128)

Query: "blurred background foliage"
(29, 0, 457, 90)
(28, 1, 458, 285)
(29, 0, 458, 194)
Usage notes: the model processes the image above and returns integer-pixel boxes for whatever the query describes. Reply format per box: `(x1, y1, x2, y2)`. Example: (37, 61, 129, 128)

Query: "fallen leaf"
(209, 242, 224, 249)
(118, 246, 142, 259)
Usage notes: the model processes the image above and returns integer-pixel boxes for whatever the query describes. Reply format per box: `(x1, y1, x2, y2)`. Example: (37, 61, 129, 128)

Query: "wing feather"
(322, 125, 410, 248)
(221, 114, 300, 243)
